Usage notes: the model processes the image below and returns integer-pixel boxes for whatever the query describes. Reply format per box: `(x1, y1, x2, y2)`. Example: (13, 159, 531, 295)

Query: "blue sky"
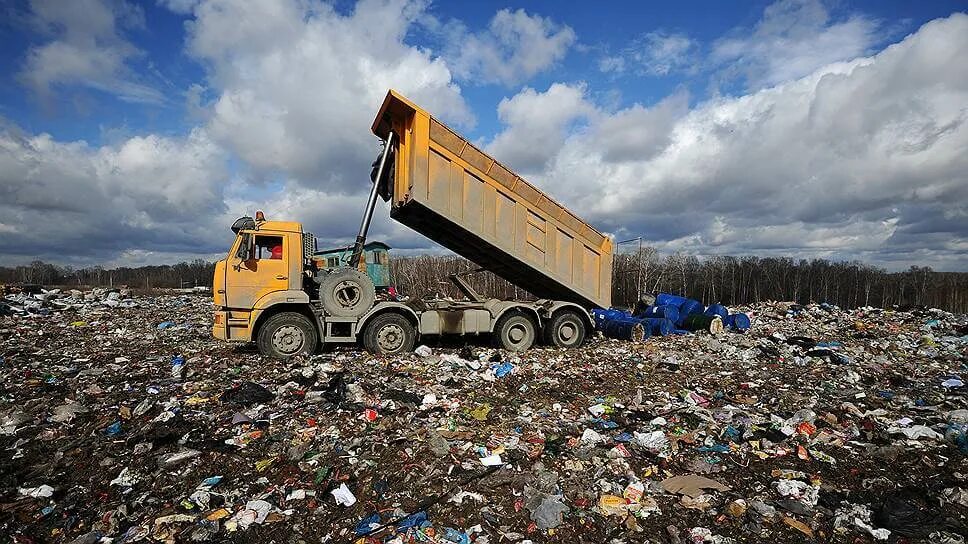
(0, 0, 966, 270)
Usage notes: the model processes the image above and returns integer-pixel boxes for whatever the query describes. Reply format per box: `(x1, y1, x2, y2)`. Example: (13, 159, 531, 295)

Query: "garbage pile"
(1, 295, 967, 543)
(1, 287, 140, 317)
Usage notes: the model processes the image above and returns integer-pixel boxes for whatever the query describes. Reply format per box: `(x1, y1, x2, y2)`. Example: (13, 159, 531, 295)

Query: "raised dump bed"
(371, 90, 613, 309)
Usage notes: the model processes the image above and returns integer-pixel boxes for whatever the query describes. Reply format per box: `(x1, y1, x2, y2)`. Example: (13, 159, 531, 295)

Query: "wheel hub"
(271, 325, 304, 355)
(559, 322, 577, 342)
(334, 280, 361, 308)
(508, 323, 527, 344)
(377, 324, 404, 351)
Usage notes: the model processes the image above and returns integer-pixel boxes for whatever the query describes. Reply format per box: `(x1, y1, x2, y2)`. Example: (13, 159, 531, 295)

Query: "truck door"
(225, 232, 290, 309)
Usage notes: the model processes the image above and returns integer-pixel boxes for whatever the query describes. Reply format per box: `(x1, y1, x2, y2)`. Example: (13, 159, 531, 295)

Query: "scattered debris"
(0, 293, 966, 542)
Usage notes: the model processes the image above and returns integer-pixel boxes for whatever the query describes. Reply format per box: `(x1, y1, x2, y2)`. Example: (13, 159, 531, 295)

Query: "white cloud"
(444, 8, 575, 86)
(484, 83, 691, 177)
(712, 0, 880, 90)
(5, 0, 486, 265)
(506, 14, 968, 269)
(486, 83, 596, 174)
(0, 125, 230, 264)
(597, 55, 625, 74)
(156, 0, 200, 15)
(6, 0, 966, 272)
(600, 31, 699, 76)
(591, 91, 690, 163)
(181, 0, 471, 190)
(19, 0, 164, 104)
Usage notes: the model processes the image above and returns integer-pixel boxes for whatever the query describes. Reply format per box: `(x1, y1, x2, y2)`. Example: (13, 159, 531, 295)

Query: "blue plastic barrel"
(640, 317, 674, 336)
(599, 316, 648, 341)
(656, 293, 689, 307)
(593, 308, 630, 328)
(726, 313, 751, 331)
(638, 304, 680, 324)
(677, 300, 704, 325)
(704, 304, 728, 320)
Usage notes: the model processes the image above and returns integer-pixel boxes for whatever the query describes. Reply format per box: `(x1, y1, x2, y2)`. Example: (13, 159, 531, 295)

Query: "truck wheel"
(257, 312, 318, 358)
(317, 268, 375, 317)
(363, 313, 415, 355)
(543, 311, 586, 348)
(494, 312, 536, 352)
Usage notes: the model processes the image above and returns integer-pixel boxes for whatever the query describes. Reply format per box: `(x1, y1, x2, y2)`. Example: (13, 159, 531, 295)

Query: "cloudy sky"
(0, 0, 965, 271)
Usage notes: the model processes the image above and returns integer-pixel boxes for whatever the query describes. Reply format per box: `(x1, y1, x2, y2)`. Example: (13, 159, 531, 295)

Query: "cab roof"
(254, 220, 302, 233)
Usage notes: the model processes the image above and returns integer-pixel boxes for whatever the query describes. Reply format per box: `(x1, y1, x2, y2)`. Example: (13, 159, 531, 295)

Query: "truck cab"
(213, 215, 314, 350)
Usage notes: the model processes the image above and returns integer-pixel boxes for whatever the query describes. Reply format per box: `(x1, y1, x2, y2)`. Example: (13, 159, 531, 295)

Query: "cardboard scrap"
(660, 474, 731, 498)
(782, 515, 814, 538)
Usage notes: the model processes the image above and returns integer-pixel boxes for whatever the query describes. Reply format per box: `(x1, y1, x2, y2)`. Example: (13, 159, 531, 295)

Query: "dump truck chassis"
(244, 297, 591, 357)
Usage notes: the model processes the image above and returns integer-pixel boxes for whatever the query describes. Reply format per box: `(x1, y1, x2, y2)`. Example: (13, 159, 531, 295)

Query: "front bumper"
(212, 309, 254, 341)
(212, 310, 228, 340)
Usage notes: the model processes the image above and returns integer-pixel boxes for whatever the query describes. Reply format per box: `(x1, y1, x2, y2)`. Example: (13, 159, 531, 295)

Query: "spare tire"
(316, 268, 375, 318)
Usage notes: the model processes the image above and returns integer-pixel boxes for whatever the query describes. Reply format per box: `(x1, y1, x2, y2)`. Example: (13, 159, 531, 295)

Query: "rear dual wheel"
(363, 313, 416, 356)
(543, 311, 587, 348)
(494, 312, 537, 352)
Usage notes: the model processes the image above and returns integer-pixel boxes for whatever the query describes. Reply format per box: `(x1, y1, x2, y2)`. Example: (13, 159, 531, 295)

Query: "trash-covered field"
(2, 290, 967, 543)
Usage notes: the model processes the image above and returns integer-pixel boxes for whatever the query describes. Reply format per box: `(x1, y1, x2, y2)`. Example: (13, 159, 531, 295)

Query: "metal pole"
(636, 237, 643, 298)
(349, 132, 394, 268)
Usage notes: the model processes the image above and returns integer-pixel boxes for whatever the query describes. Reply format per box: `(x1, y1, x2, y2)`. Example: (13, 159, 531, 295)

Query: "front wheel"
(543, 311, 587, 348)
(493, 312, 536, 352)
(363, 313, 416, 355)
(256, 312, 318, 358)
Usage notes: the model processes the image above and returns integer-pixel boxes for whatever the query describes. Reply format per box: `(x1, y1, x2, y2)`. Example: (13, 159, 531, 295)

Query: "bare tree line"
(0, 260, 214, 291)
(609, 249, 968, 312)
(3, 252, 967, 312)
(389, 252, 968, 313)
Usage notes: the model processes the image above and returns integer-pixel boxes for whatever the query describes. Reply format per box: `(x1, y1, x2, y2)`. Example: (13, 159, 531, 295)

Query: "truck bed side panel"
(374, 91, 612, 309)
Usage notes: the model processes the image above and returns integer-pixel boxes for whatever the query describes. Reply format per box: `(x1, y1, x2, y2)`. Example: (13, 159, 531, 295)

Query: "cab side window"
(255, 236, 284, 260)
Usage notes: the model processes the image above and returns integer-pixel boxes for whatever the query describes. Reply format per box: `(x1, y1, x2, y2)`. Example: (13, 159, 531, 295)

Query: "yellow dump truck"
(213, 90, 613, 358)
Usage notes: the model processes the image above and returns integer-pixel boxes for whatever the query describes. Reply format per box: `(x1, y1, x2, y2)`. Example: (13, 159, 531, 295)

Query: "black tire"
(363, 313, 416, 355)
(543, 311, 587, 348)
(317, 268, 375, 318)
(493, 312, 536, 352)
(256, 312, 318, 359)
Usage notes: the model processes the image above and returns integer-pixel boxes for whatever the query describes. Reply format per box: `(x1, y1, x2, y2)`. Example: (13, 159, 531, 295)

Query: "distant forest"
(2, 252, 967, 313)
(389, 253, 968, 313)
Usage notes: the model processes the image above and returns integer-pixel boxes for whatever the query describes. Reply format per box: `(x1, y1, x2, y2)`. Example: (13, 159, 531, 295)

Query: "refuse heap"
(1, 287, 139, 318)
(1, 295, 967, 543)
